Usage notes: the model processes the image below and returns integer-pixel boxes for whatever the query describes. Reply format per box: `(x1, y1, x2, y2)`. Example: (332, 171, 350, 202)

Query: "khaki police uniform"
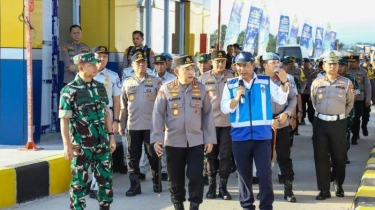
(151, 76, 217, 206)
(198, 68, 233, 198)
(349, 56, 372, 142)
(61, 41, 90, 84)
(311, 62, 354, 196)
(120, 72, 162, 195)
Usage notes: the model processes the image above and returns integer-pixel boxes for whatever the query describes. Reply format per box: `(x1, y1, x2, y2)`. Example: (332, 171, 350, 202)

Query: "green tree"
(210, 30, 217, 48)
(236, 30, 245, 46)
(266, 34, 277, 52)
(210, 24, 227, 50)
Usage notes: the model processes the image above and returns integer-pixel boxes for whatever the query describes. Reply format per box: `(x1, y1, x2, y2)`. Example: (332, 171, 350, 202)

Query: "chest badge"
(129, 94, 135, 101)
(318, 94, 323, 99)
(173, 109, 179, 116)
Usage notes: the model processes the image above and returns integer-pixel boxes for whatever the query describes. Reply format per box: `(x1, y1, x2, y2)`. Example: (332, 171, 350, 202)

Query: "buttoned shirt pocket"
(144, 88, 156, 101)
(205, 84, 216, 91)
(168, 101, 183, 117)
(76, 90, 90, 106)
(316, 88, 326, 103)
(190, 100, 203, 116)
(334, 86, 346, 102)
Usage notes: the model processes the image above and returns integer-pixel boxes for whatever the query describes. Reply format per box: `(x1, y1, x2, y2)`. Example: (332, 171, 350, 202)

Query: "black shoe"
(316, 191, 331, 200)
(152, 175, 162, 193)
(89, 190, 97, 199)
(218, 178, 232, 200)
(99, 205, 110, 210)
(334, 183, 344, 197)
(126, 174, 141, 196)
(351, 136, 358, 145)
(252, 176, 259, 184)
(120, 165, 128, 174)
(284, 180, 297, 202)
(206, 176, 217, 199)
(362, 127, 369, 136)
(161, 173, 168, 181)
(139, 173, 146, 181)
(190, 202, 199, 210)
(352, 141, 358, 145)
(174, 203, 185, 210)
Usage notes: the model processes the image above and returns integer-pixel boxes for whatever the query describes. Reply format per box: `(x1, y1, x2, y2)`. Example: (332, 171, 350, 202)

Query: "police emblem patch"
(129, 94, 135, 101)
(146, 93, 151, 99)
(173, 109, 179, 116)
(318, 94, 323, 99)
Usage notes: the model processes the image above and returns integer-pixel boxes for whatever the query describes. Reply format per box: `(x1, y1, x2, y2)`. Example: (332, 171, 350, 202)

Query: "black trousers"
(362, 99, 371, 128)
(207, 127, 232, 179)
(302, 94, 315, 123)
(126, 130, 158, 175)
(273, 126, 294, 181)
(312, 118, 347, 191)
(352, 100, 364, 138)
(166, 145, 204, 204)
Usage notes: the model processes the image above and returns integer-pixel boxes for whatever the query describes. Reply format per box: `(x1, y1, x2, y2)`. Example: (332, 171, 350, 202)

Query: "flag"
(314, 26, 324, 58)
(288, 14, 299, 44)
(257, 1, 270, 55)
(243, 5, 263, 53)
(277, 15, 290, 48)
(223, 0, 245, 48)
(323, 22, 332, 52)
(330, 31, 337, 50)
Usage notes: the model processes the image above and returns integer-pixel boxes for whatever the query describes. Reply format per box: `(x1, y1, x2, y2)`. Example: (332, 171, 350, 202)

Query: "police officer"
(225, 45, 234, 70)
(348, 55, 371, 144)
(198, 50, 234, 200)
(59, 53, 116, 210)
(122, 30, 155, 72)
(263, 52, 297, 202)
(300, 58, 315, 124)
(310, 50, 354, 200)
(119, 52, 161, 196)
(161, 52, 174, 74)
(196, 54, 211, 77)
(122, 49, 155, 81)
(221, 52, 282, 210)
(61, 25, 90, 85)
(152, 55, 216, 210)
(139, 55, 176, 181)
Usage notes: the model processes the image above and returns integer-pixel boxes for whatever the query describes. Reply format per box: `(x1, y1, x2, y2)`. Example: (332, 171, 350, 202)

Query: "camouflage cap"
(282, 56, 295, 64)
(196, 54, 211, 62)
(174, 55, 196, 68)
(154, 55, 167, 63)
(131, 51, 147, 62)
(73, 53, 100, 65)
(321, 50, 342, 64)
(211, 50, 227, 60)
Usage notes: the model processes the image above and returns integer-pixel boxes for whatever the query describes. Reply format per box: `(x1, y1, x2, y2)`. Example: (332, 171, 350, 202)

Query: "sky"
(211, 0, 375, 46)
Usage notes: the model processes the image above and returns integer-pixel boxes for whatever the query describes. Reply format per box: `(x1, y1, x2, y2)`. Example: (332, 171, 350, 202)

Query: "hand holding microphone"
(238, 79, 245, 104)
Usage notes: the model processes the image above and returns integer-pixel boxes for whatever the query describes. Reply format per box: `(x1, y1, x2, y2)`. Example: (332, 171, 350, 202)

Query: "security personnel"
(310, 50, 354, 200)
(300, 58, 316, 124)
(61, 25, 90, 85)
(139, 55, 175, 181)
(86, 46, 122, 199)
(196, 54, 211, 77)
(263, 52, 297, 202)
(198, 50, 234, 200)
(59, 53, 116, 210)
(119, 52, 161, 196)
(225, 45, 234, 69)
(161, 52, 174, 75)
(221, 52, 281, 210)
(121, 49, 155, 81)
(362, 56, 375, 104)
(152, 55, 216, 210)
(348, 55, 371, 144)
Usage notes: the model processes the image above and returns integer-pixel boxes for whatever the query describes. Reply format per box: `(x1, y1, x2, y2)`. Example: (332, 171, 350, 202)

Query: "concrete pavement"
(2, 111, 375, 210)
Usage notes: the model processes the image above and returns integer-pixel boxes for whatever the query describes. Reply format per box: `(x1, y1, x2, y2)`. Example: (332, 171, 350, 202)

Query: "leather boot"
(218, 178, 232, 200)
(152, 172, 162, 193)
(174, 203, 185, 210)
(206, 176, 217, 199)
(190, 202, 199, 210)
(99, 205, 110, 210)
(126, 174, 141, 196)
(284, 180, 297, 202)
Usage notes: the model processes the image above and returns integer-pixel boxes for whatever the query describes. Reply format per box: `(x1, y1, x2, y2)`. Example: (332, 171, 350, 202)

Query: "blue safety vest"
(227, 76, 273, 141)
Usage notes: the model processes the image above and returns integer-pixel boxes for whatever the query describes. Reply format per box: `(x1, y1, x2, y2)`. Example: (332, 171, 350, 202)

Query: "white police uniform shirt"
(153, 71, 176, 84)
(122, 67, 154, 81)
(287, 74, 298, 95)
(94, 68, 122, 108)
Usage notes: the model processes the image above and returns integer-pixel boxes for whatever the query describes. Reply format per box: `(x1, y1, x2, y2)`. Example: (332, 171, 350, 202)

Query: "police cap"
(174, 55, 196, 68)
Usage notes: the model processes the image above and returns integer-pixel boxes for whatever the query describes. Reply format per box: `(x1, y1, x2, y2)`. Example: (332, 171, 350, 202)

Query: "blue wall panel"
(0, 60, 42, 145)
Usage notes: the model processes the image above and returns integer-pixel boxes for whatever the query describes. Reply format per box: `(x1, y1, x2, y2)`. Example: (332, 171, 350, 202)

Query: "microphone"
(238, 79, 245, 104)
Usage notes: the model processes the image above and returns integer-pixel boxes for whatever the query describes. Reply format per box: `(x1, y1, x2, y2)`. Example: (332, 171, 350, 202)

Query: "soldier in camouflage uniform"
(59, 53, 116, 210)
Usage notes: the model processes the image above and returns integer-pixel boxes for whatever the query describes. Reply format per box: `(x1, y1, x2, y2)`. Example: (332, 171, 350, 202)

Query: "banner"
(323, 22, 332, 52)
(288, 14, 299, 44)
(223, 0, 245, 48)
(257, 3, 270, 56)
(330, 31, 337, 50)
(314, 26, 324, 58)
(243, 6, 263, 53)
(300, 22, 312, 50)
(277, 15, 290, 48)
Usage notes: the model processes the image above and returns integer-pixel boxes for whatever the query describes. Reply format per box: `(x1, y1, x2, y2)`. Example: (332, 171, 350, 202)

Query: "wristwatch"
(107, 132, 114, 136)
(113, 119, 120, 123)
(280, 80, 288, 85)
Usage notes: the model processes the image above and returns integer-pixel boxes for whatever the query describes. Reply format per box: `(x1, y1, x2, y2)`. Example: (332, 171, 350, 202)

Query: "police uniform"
(61, 41, 90, 84)
(122, 66, 155, 82)
(59, 53, 113, 210)
(301, 58, 316, 124)
(348, 55, 372, 143)
(122, 46, 155, 72)
(310, 51, 354, 200)
(119, 52, 162, 196)
(264, 52, 298, 203)
(198, 50, 234, 200)
(221, 52, 275, 210)
(139, 55, 176, 179)
(151, 55, 216, 210)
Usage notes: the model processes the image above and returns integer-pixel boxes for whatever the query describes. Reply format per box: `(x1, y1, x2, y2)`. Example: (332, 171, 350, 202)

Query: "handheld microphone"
(238, 79, 245, 104)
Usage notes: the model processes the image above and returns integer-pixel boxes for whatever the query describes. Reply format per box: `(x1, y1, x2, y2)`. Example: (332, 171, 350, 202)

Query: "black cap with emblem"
(174, 55, 195, 68)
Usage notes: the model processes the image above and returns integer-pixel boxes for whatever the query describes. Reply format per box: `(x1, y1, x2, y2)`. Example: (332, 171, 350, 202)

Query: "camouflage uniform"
(59, 54, 113, 210)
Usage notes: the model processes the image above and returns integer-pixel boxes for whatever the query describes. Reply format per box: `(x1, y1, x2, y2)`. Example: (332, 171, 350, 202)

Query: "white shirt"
(94, 68, 121, 107)
(122, 67, 154, 81)
(152, 70, 176, 84)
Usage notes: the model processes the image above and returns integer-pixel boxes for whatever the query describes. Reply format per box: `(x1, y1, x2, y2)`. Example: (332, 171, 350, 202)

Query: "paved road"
(5, 111, 375, 210)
